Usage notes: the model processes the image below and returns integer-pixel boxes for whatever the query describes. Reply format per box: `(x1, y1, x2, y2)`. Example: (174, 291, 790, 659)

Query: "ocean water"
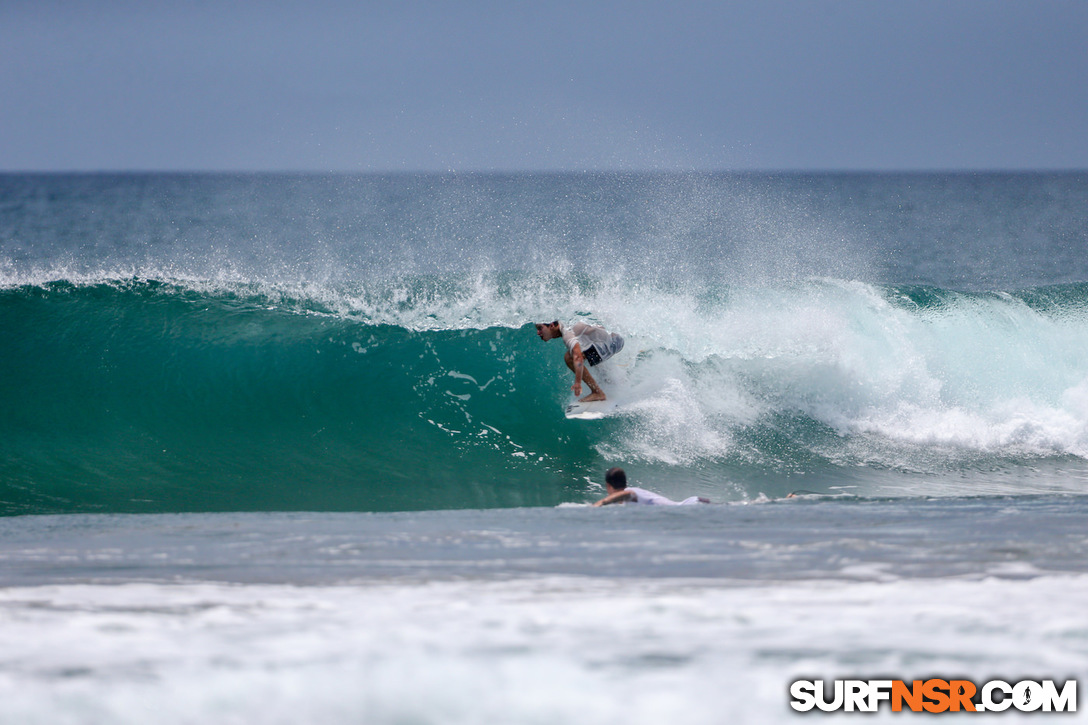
(1, 172, 1087, 722)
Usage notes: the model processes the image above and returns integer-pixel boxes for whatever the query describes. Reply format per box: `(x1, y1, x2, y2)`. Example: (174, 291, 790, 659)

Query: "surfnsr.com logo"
(790, 679, 1077, 713)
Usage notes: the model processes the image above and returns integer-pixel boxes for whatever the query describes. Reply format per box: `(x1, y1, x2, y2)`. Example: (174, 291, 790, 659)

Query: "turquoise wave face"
(0, 279, 601, 514)
(3, 276, 1088, 515)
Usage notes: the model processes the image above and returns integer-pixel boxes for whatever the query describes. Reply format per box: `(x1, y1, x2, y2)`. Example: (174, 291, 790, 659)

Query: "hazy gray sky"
(2, 0, 1086, 172)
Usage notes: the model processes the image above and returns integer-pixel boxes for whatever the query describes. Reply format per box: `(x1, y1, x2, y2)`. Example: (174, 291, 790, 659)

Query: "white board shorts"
(583, 333, 624, 367)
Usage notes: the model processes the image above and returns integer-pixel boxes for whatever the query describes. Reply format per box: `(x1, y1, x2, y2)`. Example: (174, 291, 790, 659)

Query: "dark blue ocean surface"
(3, 495, 1087, 586)
(2, 173, 1087, 724)
(3, 172, 1087, 289)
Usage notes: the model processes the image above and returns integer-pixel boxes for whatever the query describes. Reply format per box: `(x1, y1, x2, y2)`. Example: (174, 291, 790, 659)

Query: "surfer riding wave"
(535, 320, 624, 401)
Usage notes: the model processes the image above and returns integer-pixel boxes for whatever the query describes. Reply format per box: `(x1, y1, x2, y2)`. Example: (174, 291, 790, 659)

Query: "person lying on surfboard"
(594, 467, 710, 507)
(535, 320, 624, 402)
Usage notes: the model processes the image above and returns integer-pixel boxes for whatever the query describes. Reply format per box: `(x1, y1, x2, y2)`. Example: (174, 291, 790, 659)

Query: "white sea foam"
(0, 575, 1085, 724)
(572, 278, 1088, 472)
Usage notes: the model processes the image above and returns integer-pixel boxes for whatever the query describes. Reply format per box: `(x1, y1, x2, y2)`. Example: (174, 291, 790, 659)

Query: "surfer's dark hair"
(605, 467, 627, 489)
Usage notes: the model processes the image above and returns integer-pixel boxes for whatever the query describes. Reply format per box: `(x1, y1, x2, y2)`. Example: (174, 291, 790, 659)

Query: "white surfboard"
(565, 398, 620, 420)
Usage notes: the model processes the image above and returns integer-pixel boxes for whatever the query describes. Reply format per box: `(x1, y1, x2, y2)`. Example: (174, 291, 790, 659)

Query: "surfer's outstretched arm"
(565, 344, 605, 402)
(570, 343, 586, 395)
(594, 490, 633, 507)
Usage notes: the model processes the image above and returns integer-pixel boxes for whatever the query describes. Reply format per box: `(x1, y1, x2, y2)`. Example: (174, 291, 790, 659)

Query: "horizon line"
(3, 167, 1087, 176)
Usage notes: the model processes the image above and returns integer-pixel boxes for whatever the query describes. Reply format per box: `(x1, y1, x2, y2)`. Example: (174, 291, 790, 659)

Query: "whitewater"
(1, 172, 1087, 722)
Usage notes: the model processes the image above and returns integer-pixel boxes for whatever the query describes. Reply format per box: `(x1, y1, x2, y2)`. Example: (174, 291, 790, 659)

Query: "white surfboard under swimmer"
(564, 398, 620, 420)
